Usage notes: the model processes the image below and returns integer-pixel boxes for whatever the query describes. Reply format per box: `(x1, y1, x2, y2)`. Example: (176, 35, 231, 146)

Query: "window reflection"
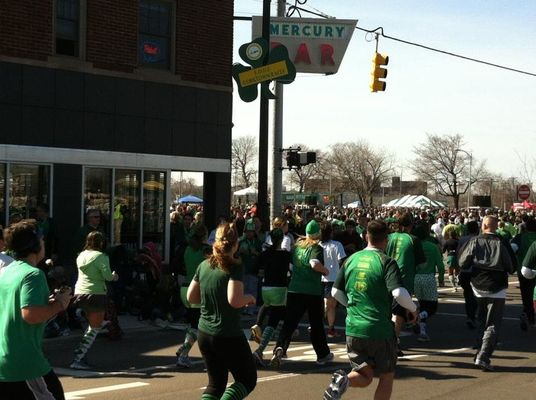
(143, 171, 165, 254)
(9, 164, 50, 224)
(84, 167, 111, 238)
(115, 170, 141, 251)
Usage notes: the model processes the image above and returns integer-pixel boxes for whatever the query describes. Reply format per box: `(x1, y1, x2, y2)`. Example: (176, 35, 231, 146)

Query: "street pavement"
(45, 278, 536, 400)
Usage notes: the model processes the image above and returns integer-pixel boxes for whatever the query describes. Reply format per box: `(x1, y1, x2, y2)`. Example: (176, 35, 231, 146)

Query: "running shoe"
(253, 350, 266, 367)
(323, 369, 349, 400)
(176, 355, 192, 368)
(316, 352, 334, 365)
(327, 328, 340, 338)
(70, 359, 92, 370)
(250, 324, 262, 344)
(474, 358, 494, 372)
(417, 333, 430, 342)
(270, 347, 284, 369)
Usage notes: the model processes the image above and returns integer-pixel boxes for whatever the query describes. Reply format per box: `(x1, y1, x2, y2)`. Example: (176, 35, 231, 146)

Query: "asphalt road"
(45, 278, 536, 400)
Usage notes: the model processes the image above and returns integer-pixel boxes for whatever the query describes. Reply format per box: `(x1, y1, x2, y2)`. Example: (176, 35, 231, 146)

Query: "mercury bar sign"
(252, 17, 357, 74)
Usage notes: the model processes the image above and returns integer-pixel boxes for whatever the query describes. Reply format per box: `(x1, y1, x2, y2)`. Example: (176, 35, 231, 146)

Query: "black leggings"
(0, 370, 65, 400)
(256, 305, 286, 328)
(186, 307, 200, 329)
(275, 292, 330, 358)
(197, 330, 257, 398)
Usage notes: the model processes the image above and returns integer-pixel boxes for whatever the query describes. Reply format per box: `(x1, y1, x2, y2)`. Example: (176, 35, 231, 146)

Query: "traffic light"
(286, 150, 300, 169)
(370, 52, 388, 92)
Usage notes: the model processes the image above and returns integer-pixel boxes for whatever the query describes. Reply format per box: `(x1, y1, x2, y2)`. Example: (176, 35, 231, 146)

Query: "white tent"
(233, 186, 258, 196)
(345, 200, 362, 208)
(382, 195, 445, 208)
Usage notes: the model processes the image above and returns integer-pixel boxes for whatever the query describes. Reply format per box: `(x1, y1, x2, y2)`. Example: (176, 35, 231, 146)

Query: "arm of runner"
(187, 279, 201, 305)
(521, 266, 536, 279)
(310, 259, 329, 276)
(392, 287, 417, 313)
(227, 279, 255, 308)
(332, 263, 348, 307)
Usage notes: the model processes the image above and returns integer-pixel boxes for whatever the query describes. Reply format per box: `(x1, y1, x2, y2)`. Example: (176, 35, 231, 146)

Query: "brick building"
(0, 1, 234, 264)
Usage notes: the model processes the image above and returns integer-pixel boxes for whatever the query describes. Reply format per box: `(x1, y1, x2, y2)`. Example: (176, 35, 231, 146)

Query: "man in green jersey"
(323, 220, 417, 400)
(0, 220, 72, 399)
(385, 212, 425, 343)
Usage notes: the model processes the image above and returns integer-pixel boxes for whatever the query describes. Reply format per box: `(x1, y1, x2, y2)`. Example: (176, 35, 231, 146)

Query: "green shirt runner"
(386, 232, 425, 294)
(0, 260, 52, 381)
(194, 259, 244, 337)
(334, 248, 403, 340)
(288, 243, 324, 296)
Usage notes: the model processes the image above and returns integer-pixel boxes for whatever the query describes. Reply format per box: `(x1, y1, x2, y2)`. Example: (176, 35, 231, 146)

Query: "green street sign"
(232, 38, 296, 103)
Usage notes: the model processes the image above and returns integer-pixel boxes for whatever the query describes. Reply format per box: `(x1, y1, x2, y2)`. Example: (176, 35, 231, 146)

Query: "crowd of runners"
(1, 203, 536, 399)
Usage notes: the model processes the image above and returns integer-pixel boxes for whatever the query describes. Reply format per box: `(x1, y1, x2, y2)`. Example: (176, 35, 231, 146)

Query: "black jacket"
(458, 233, 514, 293)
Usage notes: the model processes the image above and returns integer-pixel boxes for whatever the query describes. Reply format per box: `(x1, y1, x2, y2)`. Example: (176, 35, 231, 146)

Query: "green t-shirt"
(386, 232, 424, 294)
(522, 242, 536, 300)
(183, 244, 211, 285)
(334, 248, 402, 340)
(194, 259, 244, 337)
(0, 260, 51, 381)
(288, 242, 325, 296)
(418, 240, 445, 282)
(515, 232, 536, 270)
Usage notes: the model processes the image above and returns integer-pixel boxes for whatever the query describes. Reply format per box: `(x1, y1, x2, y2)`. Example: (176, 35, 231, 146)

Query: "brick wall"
(0, 1, 234, 86)
(0, 1, 53, 61)
(86, 0, 138, 73)
(177, 1, 234, 87)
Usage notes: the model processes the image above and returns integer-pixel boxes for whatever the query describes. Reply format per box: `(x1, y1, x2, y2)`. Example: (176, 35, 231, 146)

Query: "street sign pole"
(257, 0, 271, 231)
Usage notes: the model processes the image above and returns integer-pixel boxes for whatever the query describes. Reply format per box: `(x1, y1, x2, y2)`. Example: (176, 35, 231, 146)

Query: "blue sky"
(232, 0, 536, 181)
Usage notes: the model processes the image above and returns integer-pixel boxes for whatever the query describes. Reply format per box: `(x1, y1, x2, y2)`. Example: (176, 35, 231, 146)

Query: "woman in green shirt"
(187, 223, 257, 400)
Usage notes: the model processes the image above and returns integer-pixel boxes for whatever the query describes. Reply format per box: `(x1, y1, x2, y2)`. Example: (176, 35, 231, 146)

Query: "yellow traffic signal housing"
(370, 53, 389, 92)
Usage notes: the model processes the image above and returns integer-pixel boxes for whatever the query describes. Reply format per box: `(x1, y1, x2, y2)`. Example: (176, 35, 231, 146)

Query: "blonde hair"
(295, 236, 320, 249)
(209, 222, 240, 273)
(272, 216, 288, 229)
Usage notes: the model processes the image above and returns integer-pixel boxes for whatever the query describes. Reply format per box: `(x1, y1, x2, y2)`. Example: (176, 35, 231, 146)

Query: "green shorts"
(180, 286, 200, 309)
(262, 287, 287, 306)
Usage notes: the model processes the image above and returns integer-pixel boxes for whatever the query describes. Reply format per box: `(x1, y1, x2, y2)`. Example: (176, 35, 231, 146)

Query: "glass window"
(56, 0, 80, 57)
(115, 170, 141, 251)
(84, 167, 112, 239)
(139, 0, 172, 69)
(143, 171, 166, 255)
(9, 164, 50, 224)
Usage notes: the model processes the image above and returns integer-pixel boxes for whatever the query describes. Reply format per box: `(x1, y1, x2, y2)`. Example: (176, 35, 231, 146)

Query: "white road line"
(399, 347, 471, 360)
(436, 311, 519, 321)
(65, 382, 149, 400)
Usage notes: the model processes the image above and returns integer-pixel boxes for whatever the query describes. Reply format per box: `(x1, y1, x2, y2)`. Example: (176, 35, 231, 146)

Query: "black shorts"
(0, 369, 65, 400)
(392, 300, 408, 321)
(72, 294, 108, 313)
(322, 282, 334, 299)
(346, 336, 398, 374)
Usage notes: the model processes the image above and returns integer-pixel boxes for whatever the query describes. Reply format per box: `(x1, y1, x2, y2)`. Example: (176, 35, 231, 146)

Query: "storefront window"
(9, 164, 50, 224)
(84, 167, 112, 239)
(115, 169, 141, 251)
(143, 171, 166, 254)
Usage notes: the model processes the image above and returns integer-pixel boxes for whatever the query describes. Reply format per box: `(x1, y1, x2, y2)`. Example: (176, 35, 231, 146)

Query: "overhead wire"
(284, 3, 536, 77)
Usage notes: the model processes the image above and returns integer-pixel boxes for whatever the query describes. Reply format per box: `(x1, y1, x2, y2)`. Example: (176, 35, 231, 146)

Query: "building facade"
(0, 1, 234, 264)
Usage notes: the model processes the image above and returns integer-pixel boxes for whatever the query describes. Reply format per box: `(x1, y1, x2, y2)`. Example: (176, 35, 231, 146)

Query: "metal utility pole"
(269, 0, 285, 226)
(257, 0, 271, 230)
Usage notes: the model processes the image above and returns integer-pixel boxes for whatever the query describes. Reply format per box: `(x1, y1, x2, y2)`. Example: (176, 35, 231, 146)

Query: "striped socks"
(220, 382, 248, 400)
(74, 326, 100, 362)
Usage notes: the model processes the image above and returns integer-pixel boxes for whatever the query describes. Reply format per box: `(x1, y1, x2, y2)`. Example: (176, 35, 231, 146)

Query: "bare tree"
(329, 141, 395, 206)
(232, 135, 258, 188)
(411, 133, 486, 209)
(284, 144, 324, 193)
(515, 150, 536, 188)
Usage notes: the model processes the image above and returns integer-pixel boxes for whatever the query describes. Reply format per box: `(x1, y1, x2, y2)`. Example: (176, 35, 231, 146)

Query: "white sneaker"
(70, 359, 92, 370)
(323, 369, 349, 400)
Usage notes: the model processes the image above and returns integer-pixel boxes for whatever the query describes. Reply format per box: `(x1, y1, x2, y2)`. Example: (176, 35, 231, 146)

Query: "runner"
(0, 220, 72, 399)
(323, 220, 417, 400)
(175, 224, 212, 368)
(187, 223, 257, 400)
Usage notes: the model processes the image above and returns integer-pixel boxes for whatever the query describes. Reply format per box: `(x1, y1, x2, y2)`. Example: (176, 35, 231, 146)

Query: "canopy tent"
(177, 194, 203, 203)
(345, 200, 362, 208)
(382, 195, 445, 209)
(233, 186, 258, 196)
(512, 200, 536, 211)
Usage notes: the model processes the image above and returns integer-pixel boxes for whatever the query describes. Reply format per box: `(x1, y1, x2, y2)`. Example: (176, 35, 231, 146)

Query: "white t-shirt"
(320, 240, 346, 282)
(0, 252, 14, 276)
(264, 233, 293, 252)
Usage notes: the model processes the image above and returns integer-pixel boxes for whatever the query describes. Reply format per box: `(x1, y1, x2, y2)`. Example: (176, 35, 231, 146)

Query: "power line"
(286, 4, 536, 77)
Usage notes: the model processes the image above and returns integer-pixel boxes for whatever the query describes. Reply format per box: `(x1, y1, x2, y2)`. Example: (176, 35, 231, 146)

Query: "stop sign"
(518, 184, 531, 200)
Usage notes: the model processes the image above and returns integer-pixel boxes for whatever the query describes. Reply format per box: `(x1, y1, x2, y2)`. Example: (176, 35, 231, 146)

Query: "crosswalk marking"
(65, 382, 149, 400)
